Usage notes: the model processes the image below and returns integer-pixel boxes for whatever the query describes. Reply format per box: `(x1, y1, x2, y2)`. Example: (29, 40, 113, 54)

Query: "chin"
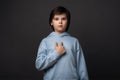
(58, 29, 64, 31)
(58, 30, 65, 33)
(58, 29, 65, 31)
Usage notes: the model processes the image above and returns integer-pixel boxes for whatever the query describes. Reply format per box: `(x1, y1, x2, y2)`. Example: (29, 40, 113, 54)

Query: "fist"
(54, 42, 66, 55)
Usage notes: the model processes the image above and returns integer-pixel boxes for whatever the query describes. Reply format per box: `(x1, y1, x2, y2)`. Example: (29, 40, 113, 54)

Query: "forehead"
(53, 13, 67, 18)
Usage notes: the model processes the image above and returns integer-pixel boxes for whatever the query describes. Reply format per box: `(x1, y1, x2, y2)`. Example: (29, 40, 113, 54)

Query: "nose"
(59, 19, 62, 24)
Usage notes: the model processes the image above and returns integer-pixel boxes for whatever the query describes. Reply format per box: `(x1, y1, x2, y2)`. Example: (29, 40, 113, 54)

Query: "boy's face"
(51, 13, 68, 34)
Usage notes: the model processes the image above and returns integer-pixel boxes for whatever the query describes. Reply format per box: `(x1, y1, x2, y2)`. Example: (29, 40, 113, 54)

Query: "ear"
(51, 22, 53, 26)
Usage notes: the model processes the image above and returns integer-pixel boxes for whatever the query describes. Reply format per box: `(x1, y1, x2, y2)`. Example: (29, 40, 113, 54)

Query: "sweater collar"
(48, 31, 70, 37)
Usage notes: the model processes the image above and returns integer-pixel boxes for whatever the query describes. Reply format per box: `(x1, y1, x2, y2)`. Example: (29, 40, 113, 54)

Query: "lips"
(58, 25, 63, 27)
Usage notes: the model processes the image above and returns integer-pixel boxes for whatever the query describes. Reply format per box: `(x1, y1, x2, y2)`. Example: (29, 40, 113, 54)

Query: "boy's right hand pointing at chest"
(54, 42, 66, 56)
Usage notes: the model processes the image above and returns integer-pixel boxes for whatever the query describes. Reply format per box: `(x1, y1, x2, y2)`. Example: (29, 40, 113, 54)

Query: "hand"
(54, 42, 66, 55)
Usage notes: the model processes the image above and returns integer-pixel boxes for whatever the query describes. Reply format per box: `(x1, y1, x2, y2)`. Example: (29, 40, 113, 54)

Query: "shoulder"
(41, 37, 48, 43)
(40, 32, 52, 42)
(68, 35, 82, 46)
(68, 34, 80, 43)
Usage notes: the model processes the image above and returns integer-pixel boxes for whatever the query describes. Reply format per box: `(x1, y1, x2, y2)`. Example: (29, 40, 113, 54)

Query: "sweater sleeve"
(75, 39, 89, 80)
(35, 39, 60, 70)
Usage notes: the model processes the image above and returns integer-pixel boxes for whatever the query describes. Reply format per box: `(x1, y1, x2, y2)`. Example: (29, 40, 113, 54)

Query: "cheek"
(64, 21, 68, 26)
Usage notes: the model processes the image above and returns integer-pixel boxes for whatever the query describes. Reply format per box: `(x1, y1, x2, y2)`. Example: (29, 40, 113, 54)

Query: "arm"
(35, 39, 60, 70)
(76, 40, 89, 80)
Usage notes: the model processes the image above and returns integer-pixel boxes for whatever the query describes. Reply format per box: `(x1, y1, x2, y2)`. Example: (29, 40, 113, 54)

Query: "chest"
(46, 37, 74, 51)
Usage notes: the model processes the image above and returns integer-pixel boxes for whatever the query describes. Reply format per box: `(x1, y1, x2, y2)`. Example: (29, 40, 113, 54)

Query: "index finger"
(60, 42, 63, 46)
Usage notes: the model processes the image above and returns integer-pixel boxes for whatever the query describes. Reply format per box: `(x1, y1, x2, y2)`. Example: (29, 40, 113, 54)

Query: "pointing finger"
(60, 42, 63, 46)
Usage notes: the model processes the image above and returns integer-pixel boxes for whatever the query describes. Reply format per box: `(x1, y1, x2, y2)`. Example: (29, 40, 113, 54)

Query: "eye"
(62, 17, 67, 20)
(54, 18, 59, 21)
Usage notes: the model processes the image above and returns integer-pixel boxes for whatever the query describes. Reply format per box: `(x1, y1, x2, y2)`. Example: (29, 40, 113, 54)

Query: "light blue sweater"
(35, 32, 89, 80)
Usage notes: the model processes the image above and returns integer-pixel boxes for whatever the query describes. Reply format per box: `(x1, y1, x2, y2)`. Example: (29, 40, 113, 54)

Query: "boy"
(35, 6, 89, 80)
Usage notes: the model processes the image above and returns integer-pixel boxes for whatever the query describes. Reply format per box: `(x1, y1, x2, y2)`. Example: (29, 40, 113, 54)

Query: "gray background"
(0, 0, 120, 80)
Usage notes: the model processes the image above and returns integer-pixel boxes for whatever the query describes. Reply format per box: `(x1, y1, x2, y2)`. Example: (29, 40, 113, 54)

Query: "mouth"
(58, 25, 63, 27)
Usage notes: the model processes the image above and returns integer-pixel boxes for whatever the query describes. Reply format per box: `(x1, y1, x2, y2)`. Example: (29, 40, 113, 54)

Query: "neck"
(54, 31, 64, 34)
